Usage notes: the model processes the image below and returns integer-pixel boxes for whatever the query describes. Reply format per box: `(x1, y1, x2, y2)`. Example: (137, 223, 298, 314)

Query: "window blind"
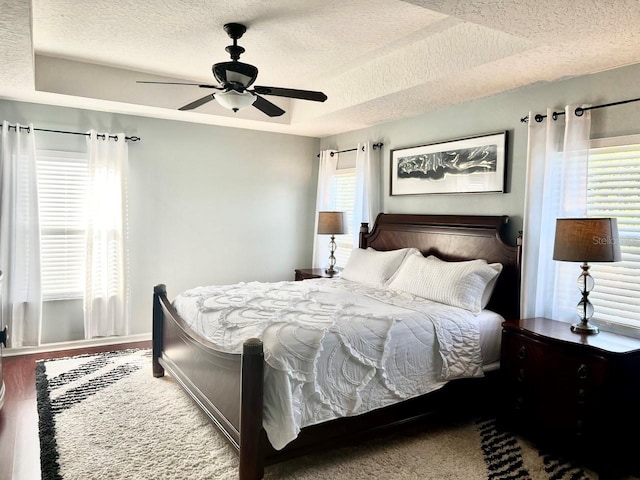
(587, 137, 640, 328)
(332, 168, 356, 267)
(37, 150, 89, 300)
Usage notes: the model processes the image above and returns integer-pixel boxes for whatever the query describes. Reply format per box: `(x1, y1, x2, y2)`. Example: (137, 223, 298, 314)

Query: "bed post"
(239, 338, 265, 480)
(152, 284, 166, 378)
(359, 222, 370, 249)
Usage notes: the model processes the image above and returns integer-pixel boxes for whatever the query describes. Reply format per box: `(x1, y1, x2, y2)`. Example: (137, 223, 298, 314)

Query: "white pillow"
(387, 252, 503, 314)
(341, 247, 416, 288)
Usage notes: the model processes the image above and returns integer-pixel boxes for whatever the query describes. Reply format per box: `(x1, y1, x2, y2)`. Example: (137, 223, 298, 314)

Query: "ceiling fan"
(137, 23, 327, 117)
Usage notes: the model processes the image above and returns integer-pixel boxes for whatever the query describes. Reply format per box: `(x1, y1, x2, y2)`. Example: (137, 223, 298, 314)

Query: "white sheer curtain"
(84, 132, 129, 338)
(521, 105, 591, 320)
(0, 121, 42, 347)
(353, 141, 382, 245)
(312, 150, 338, 268)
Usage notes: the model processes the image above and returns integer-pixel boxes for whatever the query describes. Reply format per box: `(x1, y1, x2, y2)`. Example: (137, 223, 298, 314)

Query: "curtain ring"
(575, 107, 584, 117)
(330, 151, 335, 157)
(534, 114, 544, 123)
(552, 112, 559, 121)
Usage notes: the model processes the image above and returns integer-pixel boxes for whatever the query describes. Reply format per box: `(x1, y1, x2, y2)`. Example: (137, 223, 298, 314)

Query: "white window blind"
(332, 168, 356, 267)
(587, 136, 640, 329)
(37, 150, 89, 300)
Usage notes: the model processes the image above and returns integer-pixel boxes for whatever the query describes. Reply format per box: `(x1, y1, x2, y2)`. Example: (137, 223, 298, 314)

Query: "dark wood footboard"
(153, 284, 266, 479)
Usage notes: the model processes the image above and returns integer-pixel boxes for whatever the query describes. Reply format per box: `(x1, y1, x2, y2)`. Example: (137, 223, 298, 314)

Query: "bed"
(152, 213, 521, 480)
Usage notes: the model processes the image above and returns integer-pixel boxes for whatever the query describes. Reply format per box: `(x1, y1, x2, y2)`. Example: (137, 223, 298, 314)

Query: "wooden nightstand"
(500, 317, 640, 478)
(294, 268, 341, 281)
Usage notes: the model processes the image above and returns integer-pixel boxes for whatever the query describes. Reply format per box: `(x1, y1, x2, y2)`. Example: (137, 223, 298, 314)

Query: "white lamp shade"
(215, 90, 256, 112)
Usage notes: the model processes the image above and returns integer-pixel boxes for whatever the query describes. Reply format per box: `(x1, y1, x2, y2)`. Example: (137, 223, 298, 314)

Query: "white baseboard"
(3, 333, 151, 357)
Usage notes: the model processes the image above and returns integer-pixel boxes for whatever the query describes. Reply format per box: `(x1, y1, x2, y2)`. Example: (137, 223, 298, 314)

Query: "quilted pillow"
(387, 252, 503, 314)
(341, 247, 417, 288)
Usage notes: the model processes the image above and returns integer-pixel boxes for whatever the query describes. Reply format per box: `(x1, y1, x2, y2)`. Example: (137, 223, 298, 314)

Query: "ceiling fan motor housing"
(212, 61, 259, 89)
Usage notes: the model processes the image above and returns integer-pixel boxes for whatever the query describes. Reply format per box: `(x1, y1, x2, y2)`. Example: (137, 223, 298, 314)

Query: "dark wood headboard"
(359, 213, 521, 320)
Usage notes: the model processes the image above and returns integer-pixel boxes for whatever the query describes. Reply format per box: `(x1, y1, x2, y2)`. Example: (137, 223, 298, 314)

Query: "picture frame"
(390, 131, 507, 195)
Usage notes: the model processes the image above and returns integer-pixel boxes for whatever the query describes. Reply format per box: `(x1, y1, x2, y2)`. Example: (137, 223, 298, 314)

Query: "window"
(588, 135, 640, 331)
(332, 167, 356, 267)
(37, 150, 89, 300)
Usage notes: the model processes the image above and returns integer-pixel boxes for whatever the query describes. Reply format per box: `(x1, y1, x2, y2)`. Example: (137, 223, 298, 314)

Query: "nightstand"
(500, 317, 640, 478)
(294, 268, 341, 281)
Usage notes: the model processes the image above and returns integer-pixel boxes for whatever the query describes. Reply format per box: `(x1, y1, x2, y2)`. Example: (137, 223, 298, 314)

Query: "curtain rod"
(316, 142, 383, 158)
(3, 123, 141, 142)
(520, 96, 640, 124)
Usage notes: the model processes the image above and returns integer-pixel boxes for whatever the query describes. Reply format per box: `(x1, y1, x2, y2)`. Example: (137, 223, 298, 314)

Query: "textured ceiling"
(1, 0, 639, 137)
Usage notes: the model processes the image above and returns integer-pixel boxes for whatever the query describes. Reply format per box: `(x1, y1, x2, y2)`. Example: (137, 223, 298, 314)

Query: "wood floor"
(0, 340, 151, 480)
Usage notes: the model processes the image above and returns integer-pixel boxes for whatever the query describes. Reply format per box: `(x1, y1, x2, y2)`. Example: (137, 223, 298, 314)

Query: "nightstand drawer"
(503, 331, 609, 385)
(501, 329, 609, 435)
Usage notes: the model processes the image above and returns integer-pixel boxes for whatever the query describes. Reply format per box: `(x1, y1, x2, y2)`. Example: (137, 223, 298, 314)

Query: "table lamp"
(553, 217, 621, 334)
(317, 211, 347, 275)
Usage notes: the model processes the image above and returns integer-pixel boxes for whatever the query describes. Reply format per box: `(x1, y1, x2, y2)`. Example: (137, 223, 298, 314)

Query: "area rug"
(34, 349, 621, 480)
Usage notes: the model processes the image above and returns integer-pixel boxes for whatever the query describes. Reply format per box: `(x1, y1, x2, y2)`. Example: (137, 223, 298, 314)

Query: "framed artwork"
(390, 131, 507, 195)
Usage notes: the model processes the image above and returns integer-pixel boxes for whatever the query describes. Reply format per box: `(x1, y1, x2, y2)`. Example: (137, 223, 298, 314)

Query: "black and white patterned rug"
(35, 349, 615, 479)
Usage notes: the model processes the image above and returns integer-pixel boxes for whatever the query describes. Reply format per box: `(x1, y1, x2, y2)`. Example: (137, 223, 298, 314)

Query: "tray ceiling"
(1, 0, 639, 137)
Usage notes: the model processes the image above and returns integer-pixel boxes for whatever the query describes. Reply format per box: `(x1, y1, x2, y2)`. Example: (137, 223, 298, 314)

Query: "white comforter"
(172, 278, 484, 450)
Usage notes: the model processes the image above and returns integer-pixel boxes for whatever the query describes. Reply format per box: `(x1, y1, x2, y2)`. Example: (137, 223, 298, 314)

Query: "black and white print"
(390, 132, 507, 195)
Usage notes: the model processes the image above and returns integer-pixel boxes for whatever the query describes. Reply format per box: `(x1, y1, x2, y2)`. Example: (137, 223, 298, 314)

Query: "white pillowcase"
(387, 252, 503, 314)
(341, 247, 417, 289)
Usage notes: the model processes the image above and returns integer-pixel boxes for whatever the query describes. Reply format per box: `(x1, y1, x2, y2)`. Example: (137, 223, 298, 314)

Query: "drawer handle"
(577, 364, 588, 380)
(515, 396, 523, 411)
(517, 346, 526, 360)
(517, 368, 525, 383)
(0, 326, 6, 347)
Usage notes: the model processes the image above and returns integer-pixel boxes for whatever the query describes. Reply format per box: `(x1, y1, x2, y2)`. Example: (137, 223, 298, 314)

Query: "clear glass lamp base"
(326, 235, 337, 275)
(572, 264, 598, 335)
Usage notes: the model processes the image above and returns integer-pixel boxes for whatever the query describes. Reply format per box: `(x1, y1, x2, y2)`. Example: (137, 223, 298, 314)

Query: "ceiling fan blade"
(137, 81, 221, 89)
(253, 86, 327, 102)
(179, 94, 216, 111)
(252, 95, 285, 117)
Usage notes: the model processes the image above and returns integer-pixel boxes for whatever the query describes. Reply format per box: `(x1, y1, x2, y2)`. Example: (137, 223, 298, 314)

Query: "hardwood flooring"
(0, 340, 151, 480)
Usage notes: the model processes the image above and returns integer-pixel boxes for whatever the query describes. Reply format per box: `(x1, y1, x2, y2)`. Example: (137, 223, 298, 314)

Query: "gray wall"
(0, 100, 320, 342)
(320, 63, 640, 244)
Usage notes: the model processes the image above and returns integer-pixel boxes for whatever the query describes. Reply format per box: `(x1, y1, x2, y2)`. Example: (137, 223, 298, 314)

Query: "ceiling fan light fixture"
(215, 89, 257, 112)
